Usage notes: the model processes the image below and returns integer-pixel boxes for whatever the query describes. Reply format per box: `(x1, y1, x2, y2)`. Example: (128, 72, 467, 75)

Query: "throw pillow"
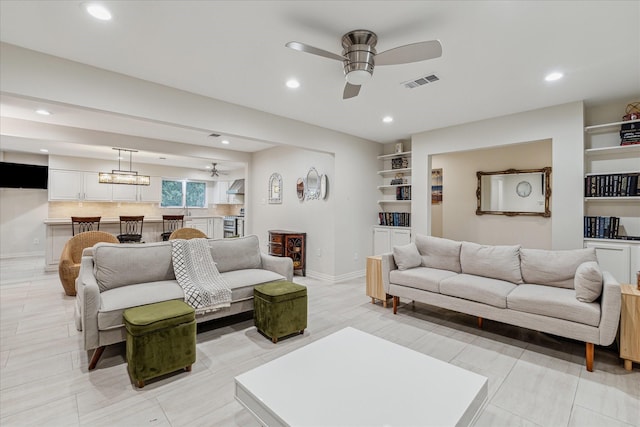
(393, 242, 422, 271)
(574, 261, 603, 303)
(414, 234, 462, 273)
(460, 241, 523, 284)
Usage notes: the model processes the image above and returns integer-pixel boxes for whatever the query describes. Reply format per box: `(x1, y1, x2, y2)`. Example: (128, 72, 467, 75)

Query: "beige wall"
(431, 140, 552, 248)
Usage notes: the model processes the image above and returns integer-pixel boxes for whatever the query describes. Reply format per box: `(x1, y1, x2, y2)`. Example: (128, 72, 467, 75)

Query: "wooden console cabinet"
(268, 230, 306, 276)
(620, 284, 639, 371)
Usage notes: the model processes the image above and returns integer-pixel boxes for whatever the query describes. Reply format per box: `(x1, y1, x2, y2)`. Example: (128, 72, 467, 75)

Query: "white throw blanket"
(171, 238, 232, 314)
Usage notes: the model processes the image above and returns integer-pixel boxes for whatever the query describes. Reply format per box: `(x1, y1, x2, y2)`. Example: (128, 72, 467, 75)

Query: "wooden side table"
(620, 284, 639, 371)
(366, 256, 390, 307)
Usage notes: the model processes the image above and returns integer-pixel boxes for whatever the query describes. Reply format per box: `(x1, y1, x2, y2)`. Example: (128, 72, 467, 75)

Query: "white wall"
(0, 151, 49, 257)
(251, 146, 335, 277)
(413, 101, 584, 250)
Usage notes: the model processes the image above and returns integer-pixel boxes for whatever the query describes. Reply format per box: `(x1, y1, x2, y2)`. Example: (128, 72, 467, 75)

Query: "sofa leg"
(586, 342, 594, 372)
(393, 296, 399, 314)
(478, 317, 483, 329)
(88, 346, 105, 370)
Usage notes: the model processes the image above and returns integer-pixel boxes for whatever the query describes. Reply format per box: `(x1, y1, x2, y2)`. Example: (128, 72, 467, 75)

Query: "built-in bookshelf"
(583, 116, 640, 283)
(377, 149, 411, 226)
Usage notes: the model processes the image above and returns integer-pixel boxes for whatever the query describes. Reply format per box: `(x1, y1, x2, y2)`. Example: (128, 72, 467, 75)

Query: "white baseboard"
(0, 251, 45, 260)
(304, 269, 365, 283)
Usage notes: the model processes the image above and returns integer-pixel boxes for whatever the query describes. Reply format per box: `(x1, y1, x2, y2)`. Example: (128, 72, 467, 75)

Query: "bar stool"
(117, 216, 144, 243)
(71, 216, 101, 236)
(161, 215, 184, 241)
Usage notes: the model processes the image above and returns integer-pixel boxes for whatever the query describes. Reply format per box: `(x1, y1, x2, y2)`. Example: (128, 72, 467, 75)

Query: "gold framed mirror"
(476, 167, 551, 217)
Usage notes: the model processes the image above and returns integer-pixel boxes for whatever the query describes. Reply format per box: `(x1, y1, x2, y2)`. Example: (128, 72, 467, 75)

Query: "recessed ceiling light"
(39, 149, 49, 153)
(221, 140, 230, 145)
(205, 165, 212, 169)
(286, 79, 300, 89)
(84, 3, 112, 21)
(35, 109, 51, 116)
(382, 116, 394, 123)
(544, 72, 563, 82)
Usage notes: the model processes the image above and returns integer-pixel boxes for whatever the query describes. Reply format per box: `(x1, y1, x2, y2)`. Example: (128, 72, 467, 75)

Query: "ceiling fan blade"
(286, 41, 344, 61)
(375, 40, 442, 66)
(343, 83, 361, 99)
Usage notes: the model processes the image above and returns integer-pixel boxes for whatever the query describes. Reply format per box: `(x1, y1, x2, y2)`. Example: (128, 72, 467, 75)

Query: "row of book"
(378, 212, 411, 227)
(396, 185, 411, 200)
(584, 216, 620, 239)
(584, 173, 639, 197)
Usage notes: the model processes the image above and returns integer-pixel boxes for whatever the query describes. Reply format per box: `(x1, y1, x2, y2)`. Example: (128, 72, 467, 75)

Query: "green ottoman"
(123, 300, 196, 388)
(254, 281, 307, 343)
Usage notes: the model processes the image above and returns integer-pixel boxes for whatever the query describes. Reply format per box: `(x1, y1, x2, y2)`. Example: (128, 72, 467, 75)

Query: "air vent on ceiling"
(402, 74, 439, 89)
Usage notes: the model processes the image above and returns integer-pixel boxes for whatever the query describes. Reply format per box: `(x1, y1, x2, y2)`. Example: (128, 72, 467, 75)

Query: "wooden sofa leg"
(586, 342, 594, 372)
(393, 296, 399, 314)
(88, 346, 105, 370)
(478, 317, 483, 329)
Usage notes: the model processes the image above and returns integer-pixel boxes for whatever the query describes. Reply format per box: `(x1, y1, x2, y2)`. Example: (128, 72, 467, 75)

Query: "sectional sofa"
(75, 235, 293, 369)
(381, 235, 621, 371)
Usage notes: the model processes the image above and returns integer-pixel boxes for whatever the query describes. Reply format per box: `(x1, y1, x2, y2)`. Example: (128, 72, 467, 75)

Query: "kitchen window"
(161, 179, 206, 208)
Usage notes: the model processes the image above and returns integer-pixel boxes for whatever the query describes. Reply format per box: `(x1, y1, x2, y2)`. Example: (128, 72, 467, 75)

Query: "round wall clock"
(516, 180, 532, 198)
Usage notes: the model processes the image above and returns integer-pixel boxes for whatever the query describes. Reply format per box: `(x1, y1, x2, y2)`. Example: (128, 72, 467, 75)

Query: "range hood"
(226, 179, 245, 195)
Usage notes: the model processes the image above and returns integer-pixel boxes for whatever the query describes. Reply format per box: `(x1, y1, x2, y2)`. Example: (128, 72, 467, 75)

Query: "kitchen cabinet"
(212, 181, 243, 204)
(112, 176, 161, 202)
(49, 170, 112, 201)
(212, 181, 230, 204)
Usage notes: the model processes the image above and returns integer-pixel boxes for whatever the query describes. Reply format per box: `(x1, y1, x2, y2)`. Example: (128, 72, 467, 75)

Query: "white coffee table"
(235, 327, 488, 426)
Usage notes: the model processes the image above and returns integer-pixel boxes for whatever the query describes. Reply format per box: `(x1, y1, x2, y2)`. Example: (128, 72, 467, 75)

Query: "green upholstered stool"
(123, 300, 196, 388)
(254, 281, 307, 343)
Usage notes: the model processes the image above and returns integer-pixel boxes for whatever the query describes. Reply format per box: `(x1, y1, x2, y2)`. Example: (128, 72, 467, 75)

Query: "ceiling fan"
(209, 163, 228, 177)
(286, 29, 442, 99)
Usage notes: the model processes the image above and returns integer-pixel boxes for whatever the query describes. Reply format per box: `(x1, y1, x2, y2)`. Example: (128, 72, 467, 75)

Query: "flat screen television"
(0, 162, 49, 189)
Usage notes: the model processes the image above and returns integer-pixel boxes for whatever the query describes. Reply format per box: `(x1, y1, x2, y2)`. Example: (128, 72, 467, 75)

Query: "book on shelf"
(395, 185, 411, 200)
(378, 212, 411, 227)
(584, 173, 640, 197)
(584, 216, 620, 239)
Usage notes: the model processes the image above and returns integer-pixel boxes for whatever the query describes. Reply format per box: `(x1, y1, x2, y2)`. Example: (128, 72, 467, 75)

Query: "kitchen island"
(44, 216, 224, 271)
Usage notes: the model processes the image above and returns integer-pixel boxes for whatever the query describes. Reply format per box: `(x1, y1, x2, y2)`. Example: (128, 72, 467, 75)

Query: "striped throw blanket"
(171, 238, 232, 314)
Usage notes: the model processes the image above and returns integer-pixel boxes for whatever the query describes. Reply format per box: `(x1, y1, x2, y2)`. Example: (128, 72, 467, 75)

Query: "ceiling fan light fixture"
(345, 69, 372, 85)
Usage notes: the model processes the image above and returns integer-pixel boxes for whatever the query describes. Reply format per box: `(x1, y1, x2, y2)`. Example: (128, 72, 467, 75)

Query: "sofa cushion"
(390, 267, 458, 293)
(520, 248, 597, 289)
(574, 261, 603, 303)
(460, 242, 523, 284)
(507, 284, 600, 327)
(97, 277, 260, 331)
(208, 235, 262, 273)
(414, 235, 462, 273)
(439, 273, 517, 308)
(93, 242, 175, 292)
(393, 243, 422, 271)
(221, 269, 285, 295)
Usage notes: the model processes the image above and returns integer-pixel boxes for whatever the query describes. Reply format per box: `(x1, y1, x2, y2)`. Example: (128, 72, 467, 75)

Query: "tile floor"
(0, 257, 638, 426)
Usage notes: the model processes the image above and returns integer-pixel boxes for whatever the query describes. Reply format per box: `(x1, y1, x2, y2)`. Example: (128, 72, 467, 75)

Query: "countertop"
(44, 216, 224, 224)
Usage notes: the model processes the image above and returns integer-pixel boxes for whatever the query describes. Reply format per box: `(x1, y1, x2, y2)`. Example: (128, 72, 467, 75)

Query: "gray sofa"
(75, 235, 293, 369)
(381, 235, 621, 372)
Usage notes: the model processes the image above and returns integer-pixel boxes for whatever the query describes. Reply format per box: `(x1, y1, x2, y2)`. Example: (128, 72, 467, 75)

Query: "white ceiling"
(0, 1, 639, 169)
